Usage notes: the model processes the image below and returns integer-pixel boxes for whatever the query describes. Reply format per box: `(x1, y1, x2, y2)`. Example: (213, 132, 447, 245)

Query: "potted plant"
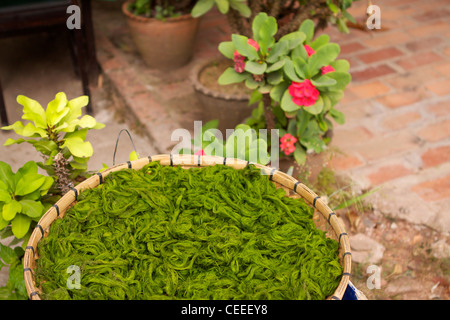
(216, 12, 352, 177)
(190, 0, 356, 136)
(122, 0, 251, 70)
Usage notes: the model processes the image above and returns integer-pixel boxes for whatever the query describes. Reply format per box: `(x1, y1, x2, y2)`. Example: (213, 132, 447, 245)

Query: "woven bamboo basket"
(23, 154, 352, 300)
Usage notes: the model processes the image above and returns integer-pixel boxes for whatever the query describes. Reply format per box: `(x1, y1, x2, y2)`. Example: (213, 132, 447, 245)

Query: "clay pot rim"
(122, 0, 196, 24)
(189, 56, 251, 101)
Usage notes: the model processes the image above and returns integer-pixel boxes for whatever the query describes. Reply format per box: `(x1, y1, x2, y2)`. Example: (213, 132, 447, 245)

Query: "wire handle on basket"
(112, 129, 139, 166)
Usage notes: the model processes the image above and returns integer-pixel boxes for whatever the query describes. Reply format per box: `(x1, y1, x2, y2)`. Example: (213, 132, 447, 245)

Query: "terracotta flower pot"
(190, 57, 258, 133)
(122, 1, 199, 70)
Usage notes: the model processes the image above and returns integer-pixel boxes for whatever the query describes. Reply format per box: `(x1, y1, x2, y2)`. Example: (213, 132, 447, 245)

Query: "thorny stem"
(262, 93, 275, 133)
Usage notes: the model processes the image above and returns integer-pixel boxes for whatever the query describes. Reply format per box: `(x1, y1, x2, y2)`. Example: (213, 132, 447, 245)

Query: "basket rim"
(23, 154, 351, 300)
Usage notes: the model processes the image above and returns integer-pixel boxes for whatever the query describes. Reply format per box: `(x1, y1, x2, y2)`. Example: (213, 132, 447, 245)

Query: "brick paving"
(92, 0, 450, 233)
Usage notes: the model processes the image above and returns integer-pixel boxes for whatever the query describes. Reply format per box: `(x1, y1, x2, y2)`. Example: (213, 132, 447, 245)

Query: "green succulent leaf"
(15, 174, 45, 196)
(191, 0, 215, 17)
(19, 199, 44, 218)
(11, 214, 31, 239)
(281, 90, 300, 113)
(308, 43, 340, 75)
(229, 0, 251, 17)
(303, 96, 324, 115)
(232, 34, 259, 60)
(2, 200, 21, 221)
(218, 41, 235, 59)
(16, 95, 47, 129)
(299, 19, 315, 43)
(245, 61, 267, 75)
(218, 67, 249, 85)
(62, 136, 94, 158)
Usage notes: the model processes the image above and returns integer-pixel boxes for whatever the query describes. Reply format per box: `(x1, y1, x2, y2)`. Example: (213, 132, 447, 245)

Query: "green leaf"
(232, 34, 259, 60)
(267, 41, 289, 63)
(245, 61, 267, 75)
(258, 15, 277, 54)
(292, 56, 308, 79)
(11, 214, 31, 239)
(283, 57, 302, 82)
(21, 122, 47, 138)
(3, 138, 25, 146)
(0, 242, 17, 264)
(1, 121, 25, 135)
(19, 200, 44, 218)
(267, 70, 283, 85)
(77, 115, 98, 129)
(46, 92, 70, 127)
(62, 136, 94, 158)
(303, 96, 324, 115)
(215, 0, 229, 14)
(218, 41, 235, 59)
(309, 43, 340, 75)
(29, 139, 58, 155)
(330, 59, 350, 73)
(191, 0, 215, 17)
(311, 75, 337, 87)
(311, 34, 330, 50)
(329, 107, 346, 125)
(0, 162, 15, 192)
(229, 0, 251, 17)
(249, 90, 263, 105)
(252, 12, 268, 43)
(39, 176, 54, 196)
(15, 174, 45, 196)
(2, 200, 21, 221)
(266, 57, 286, 72)
(299, 19, 315, 42)
(218, 67, 248, 85)
(0, 213, 8, 230)
(279, 31, 306, 50)
(326, 72, 352, 91)
(270, 82, 288, 102)
(0, 188, 10, 203)
(280, 90, 300, 113)
(293, 144, 306, 165)
(16, 95, 46, 129)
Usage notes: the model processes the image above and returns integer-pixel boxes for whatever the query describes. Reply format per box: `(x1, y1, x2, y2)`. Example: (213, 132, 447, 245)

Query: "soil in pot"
(192, 58, 258, 133)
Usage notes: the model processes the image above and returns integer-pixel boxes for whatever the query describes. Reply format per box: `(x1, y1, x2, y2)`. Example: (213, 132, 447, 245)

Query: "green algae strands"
(24, 155, 351, 300)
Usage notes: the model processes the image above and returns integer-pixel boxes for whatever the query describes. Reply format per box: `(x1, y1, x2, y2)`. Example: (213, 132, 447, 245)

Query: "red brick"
(353, 131, 419, 161)
(382, 111, 421, 130)
(340, 42, 367, 55)
(414, 8, 450, 22)
(348, 80, 391, 99)
(385, 68, 442, 91)
(368, 164, 413, 185)
(363, 31, 413, 48)
(411, 174, 450, 201)
(407, 21, 450, 38)
(329, 152, 364, 171)
(421, 145, 450, 168)
(405, 36, 443, 52)
(417, 119, 450, 142)
(376, 91, 423, 108)
(426, 79, 450, 96)
(396, 51, 443, 70)
(427, 101, 450, 117)
(433, 62, 450, 77)
(357, 47, 404, 64)
(331, 126, 374, 148)
(351, 64, 396, 82)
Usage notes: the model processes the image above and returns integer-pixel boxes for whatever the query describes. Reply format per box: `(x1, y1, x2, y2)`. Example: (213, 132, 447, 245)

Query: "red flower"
(288, 79, 320, 107)
(304, 44, 315, 57)
(194, 149, 205, 156)
(233, 39, 259, 73)
(321, 65, 335, 75)
(247, 38, 260, 51)
(234, 50, 245, 73)
(280, 133, 297, 156)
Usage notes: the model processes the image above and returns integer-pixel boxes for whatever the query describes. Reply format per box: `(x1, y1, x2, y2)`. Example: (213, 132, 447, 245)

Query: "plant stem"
(262, 93, 275, 133)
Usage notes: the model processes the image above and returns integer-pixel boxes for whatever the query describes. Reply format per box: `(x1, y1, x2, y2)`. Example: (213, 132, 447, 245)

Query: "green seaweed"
(35, 162, 342, 300)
